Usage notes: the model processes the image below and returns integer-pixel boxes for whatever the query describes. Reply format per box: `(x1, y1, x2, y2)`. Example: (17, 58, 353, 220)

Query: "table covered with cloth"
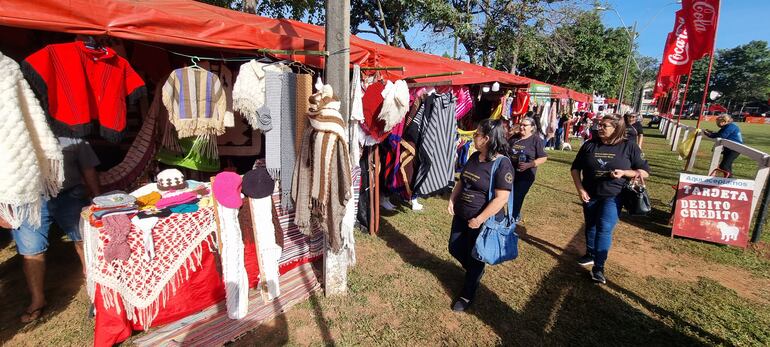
(83, 192, 323, 347)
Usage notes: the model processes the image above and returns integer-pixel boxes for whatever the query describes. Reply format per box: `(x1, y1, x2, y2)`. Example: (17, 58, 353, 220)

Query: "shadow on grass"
(620, 206, 674, 238)
(0, 228, 84, 342)
(378, 218, 716, 345)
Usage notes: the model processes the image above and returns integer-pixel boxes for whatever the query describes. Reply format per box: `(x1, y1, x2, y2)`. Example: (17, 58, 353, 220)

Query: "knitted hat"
(213, 171, 243, 209)
(241, 168, 274, 199)
(156, 169, 187, 191)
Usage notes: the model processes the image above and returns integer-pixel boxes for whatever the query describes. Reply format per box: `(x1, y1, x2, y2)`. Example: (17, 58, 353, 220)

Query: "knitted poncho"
(0, 52, 63, 228)
(162, 67, 227, 138)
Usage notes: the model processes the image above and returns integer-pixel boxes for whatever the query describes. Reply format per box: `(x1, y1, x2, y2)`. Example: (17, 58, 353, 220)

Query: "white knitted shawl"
(0, 52, 63, 228)
(232, 60, 272, 131)
(378, 80, 409, 132)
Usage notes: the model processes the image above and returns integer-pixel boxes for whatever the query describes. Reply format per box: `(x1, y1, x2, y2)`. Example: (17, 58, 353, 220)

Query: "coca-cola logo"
(691, 1, 716, 33)
(668, 28, 690, 66)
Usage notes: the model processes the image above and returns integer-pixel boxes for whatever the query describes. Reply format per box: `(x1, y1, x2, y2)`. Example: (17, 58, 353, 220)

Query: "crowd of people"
(447, 111, 650, 312)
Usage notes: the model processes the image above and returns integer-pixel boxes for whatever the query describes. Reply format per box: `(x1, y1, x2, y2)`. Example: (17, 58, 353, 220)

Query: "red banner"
(682, 0, 720, 59)
(653, 66, 675, 97)
(660, 10, 693, 76)
(672, 173, 754, 248)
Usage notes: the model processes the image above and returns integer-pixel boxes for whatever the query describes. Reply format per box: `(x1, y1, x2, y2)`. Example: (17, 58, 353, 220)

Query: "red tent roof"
(707, 104, 728, 112)
(0, 0, 590, 94)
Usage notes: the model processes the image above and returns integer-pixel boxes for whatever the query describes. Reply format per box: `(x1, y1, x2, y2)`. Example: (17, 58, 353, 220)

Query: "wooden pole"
(323, 0, 351, 296)
(675, 71, 693, 125)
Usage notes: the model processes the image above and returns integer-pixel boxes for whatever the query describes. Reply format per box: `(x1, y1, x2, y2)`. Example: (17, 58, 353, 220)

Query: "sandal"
(20, 305, 46, 323)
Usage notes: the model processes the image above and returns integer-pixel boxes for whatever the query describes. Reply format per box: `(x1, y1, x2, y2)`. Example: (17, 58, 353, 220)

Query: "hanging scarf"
(349, 65, 364, 166)
(295, 74, 313, 153)
(291, 85, 352, 252)
(162, 67, 227, 138)
(232, 60, 272, 132)
(0, 52, 63, 229)
(264, 70, 283, 179)
(378, 80, 409, 132)
(280, 72, 297, 209)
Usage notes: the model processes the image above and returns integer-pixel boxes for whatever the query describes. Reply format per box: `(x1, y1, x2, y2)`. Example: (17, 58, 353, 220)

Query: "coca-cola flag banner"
(660, 10, 693, 76)
(653, 63, 675, 97)
(682, 0, 720, 59)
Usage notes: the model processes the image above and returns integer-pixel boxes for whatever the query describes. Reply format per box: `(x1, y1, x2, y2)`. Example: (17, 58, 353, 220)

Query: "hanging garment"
(0, 51, 63, 229)
(213, 172, 248, 319)
(378, 80, 409, 132)
(200, 61, 235, 129)
(232, 60, 272, 131)
(539, 101, 551, 136)
(349, 65, 364, 166)
(278, 72, 298, 209)
(248, 196, 282, 300)
(547, 100, 558, 141)
(291, 85, 352, 252)
(454, 86, 473, 120)
(22, 41, 145, 142)
(162, 67, 227, 138)
(356, 146, 371, 232)
(360, 81, 389, 143)
(263, 68, 290, 180)
(413, 93, 457, 196)
(156, 134, 220, 172)
(295, 74, 313, 153)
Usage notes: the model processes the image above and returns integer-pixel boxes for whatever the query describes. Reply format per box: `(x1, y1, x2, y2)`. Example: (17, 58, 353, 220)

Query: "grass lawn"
(1, 123, 769, 346)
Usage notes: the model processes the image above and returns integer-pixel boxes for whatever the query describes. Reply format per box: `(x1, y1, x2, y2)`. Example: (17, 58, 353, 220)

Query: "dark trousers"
(719, 148, 740, 174)
(582, 196, 622, 270)
(511, 180, 534, 222)
(448, 216, 485, 300)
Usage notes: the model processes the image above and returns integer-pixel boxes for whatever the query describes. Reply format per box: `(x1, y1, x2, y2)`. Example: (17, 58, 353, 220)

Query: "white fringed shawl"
(232, 60, 272, 131)
(0, 52, 63, 228)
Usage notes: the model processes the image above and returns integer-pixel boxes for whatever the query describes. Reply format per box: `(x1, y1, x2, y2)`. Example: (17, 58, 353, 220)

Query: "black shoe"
(451, 297, 471, 312)
(591, 268, 607, 284)
(577, 254, 594, 266)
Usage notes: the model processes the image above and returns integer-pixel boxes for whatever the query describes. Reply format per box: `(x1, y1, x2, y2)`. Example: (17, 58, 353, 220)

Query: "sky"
(356, 0, 770, 62)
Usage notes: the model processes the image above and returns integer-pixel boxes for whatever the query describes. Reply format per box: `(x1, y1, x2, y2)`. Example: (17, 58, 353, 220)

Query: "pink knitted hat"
(213, 171, 243, 209)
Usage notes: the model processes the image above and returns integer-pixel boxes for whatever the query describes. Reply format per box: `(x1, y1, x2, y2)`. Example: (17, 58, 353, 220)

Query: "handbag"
(471, 156, 519, 265)
(621, 174, 651, 216)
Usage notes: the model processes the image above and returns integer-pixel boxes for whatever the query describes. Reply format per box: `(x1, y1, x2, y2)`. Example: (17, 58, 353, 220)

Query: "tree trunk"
(376, 0, 391, 45)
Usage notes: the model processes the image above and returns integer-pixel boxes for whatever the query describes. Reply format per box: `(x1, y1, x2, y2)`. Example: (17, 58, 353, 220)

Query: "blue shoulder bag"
(471, 156, 519, 265)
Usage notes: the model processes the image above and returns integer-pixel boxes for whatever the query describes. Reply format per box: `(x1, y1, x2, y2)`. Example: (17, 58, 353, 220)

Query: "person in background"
(447, 119, 513, 312)
(8, 137, 100, 322)
(555, 113, 569, 150)
(623, 113, 644, 149)
(704, 113, 744, 175)
(570, 114, 650, 284)
(508, 116, 548, 224)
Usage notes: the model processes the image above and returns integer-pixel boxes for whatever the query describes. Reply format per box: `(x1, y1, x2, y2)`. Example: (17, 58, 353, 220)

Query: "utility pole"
(324, 0, 351, 296)
(617, 21, 637, 114)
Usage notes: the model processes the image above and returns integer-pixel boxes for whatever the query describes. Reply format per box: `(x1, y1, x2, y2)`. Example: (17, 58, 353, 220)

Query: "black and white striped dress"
(413, 93, 457, 196)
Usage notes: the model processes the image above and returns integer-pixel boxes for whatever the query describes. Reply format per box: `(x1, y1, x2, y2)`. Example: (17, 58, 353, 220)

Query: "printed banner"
(660, 10, 693, 77)
(672, 173, 754, 248)
(745, 116, 770, 124)
(653, 65, 675, 97)
(682, 0, 720, 59)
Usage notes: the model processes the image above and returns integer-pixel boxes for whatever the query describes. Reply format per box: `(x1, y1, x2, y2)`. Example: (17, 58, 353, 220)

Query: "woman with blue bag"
(570, 114, 650, 284)
(447, 119, 514, 312)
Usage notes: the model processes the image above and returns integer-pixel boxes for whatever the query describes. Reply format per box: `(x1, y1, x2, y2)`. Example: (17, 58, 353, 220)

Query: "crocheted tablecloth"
(83, 207, 216, 328)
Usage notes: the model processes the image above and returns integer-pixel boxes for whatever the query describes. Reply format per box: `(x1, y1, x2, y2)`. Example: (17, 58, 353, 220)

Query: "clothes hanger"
(189, 56, 203, 70)
(261, 59, 291, 71)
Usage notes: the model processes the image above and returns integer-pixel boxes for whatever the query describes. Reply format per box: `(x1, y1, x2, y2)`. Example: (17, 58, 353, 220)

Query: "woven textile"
(295, 74, 313, 153)
(248, 197, 282, 301)
(217, 206, 248, 319)
(264, 70, 283, 179)
(162, 67, 227, 138)
(280, 72, 297, 209)
(0, 51, 63, 229)
(232, 60, 272, 131)
(84, 207, 217, 329)
(415, 93, 457, 196)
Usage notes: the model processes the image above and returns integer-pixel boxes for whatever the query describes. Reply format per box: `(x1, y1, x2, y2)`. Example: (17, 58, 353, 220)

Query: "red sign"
(682, 0, 720, 59)
(660, 10, 693, 76)
(672, 174, 754, 247)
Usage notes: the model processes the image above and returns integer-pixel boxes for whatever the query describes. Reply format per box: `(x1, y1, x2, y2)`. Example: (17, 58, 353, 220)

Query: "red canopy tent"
(707, 104, 728, 113)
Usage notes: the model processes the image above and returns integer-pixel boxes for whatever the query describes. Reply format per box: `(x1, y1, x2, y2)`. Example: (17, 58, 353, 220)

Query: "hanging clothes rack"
(404, 71, 463, 80)
(406, 80, 453, 88)
(360, 66, 405, 72)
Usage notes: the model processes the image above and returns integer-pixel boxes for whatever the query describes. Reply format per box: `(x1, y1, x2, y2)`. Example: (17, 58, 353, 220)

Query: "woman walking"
(570, 114, 650, 284)
(447, 119, 513, 311)
(508, 117, 548, 223)
(704, 114, 743, 175)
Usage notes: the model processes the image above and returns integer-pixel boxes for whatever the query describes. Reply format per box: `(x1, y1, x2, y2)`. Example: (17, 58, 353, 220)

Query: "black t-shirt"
(570, 139, 651, 198)
(633, 122, 644, 135)
(626, 126, 638, 144)
(456, 152, 514, 221)
(508, 135, 547, 182)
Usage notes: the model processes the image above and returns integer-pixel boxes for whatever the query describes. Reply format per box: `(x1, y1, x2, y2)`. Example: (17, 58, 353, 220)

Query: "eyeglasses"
(520, 123, 533, 127)
(599, 123, 615, 129)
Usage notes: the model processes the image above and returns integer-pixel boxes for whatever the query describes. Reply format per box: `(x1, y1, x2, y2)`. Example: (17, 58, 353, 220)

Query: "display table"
(83, 192, 322, 346)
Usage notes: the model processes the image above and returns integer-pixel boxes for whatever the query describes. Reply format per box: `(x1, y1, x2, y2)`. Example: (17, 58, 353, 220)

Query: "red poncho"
(22, 41, 145, 142)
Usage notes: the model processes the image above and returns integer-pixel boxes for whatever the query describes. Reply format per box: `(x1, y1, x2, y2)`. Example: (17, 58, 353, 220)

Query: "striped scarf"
(291, 86, 351, 252)
(162, 67, 227, 138)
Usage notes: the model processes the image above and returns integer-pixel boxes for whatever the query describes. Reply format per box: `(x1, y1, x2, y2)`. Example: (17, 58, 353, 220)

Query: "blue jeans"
(511, 180, 534, 222)
(555, 128, 564, 149)
(448, 216, 485, 301)
(11, 185, 89, 256)
(582, 196, 622, 270)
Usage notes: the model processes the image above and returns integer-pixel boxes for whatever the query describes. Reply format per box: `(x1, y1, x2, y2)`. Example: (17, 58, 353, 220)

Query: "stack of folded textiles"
(90, 191, 138, 227)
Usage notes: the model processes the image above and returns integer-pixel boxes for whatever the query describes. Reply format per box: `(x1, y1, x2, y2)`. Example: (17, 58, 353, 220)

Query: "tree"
(350, 0, 422, 49)
(713, 40, 770, 106)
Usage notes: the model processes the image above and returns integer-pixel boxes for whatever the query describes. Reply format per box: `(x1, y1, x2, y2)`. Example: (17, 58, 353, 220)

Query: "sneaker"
(576, 254, 594, 266)
(591, 268, 607, 284)
(380, 197, 397, 211)
(411, 198, 424, 211)
(451, 297, 471, 312)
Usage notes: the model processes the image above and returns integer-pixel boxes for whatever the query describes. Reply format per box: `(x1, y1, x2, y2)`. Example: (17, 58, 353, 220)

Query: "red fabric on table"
(93, 240, 226, 347)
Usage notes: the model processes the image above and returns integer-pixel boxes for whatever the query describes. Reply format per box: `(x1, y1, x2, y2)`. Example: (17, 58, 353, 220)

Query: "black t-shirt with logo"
(570, 139, 651, 198)
(508, 135, 547, 182)
(456, 152, 514, 221)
